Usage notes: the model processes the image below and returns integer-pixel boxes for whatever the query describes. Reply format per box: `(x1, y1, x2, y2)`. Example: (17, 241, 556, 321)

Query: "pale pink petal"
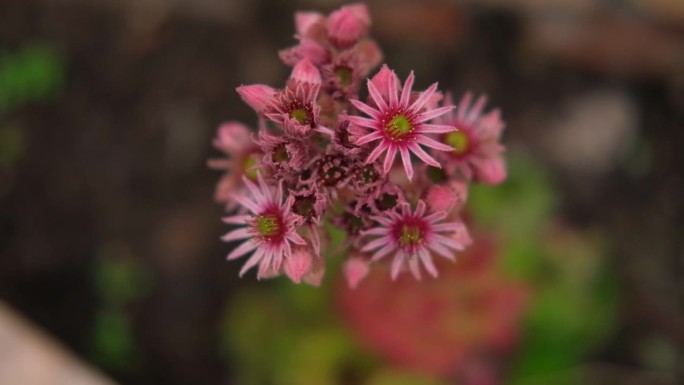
(400, 71, 415, 106)
(416, 105, 454, 123)
(221, 227, 252, 242)
(408, 143, 440, 167)
(356, 131, 383, 145)
(399, 147, 414, 181)
(390, 252, 405, 280)
(415, 135, 454, 152)
(383, 146, 397, 174)
(418, 248, 438, 278)
(227, 240, 258, 260)
(350, 99, 381, 119)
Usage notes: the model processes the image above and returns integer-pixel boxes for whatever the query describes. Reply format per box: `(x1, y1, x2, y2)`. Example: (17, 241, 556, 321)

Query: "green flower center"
(445, 131, 470, 156)
(255, 214, 280, 237)
(243, 155, 259, 180)
(334, 66, 353, 86)
(293, 195, 316, 220)
(290, 108, 310, 124)
(385, 114, 413, 140)
(399, 224, 423, 247)
(376, 193, 398, 211)
(273, 144, 289, 163)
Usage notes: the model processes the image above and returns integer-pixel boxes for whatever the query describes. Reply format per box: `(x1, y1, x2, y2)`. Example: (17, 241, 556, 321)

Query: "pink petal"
(239, 247, 264, 276)
(366, 142, 386, 164)
(236, 84, 276, 114)
(221, 227, 252, 242)
(400, 71, 415, 106)
(408, 143, 440, 167)
(415, 135, 454, 152)
(350, 99, 381, 119)
(366, 78, 388, 111)
(419, 123, 457, 134)
(390, 252, 405, 280)
(409, 82, 438, 112)
(356, 131, 383, 146)
(383, 146, 397, 174)
(418, 248, 438, 277)
(399, 147, 414, 181)
(416, 105, 454, 123)
(370, 243, 395, 262)
(227, 240, 258, 260)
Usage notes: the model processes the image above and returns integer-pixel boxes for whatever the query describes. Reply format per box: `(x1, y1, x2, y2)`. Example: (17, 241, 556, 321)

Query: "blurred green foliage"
(90, 244, 152, 372)
(0, 43, 64, 113)
(469, 151, 618, 384)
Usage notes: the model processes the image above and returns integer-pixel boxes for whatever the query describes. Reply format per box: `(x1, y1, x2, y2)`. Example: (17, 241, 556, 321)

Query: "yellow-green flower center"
(243, 155, 259, 180)
(255, 214, 280, 237)
(399, 224, 422, 247)
(273, 144, 289, 163)
(385, 114, 413, 140)
(290, 108, 309, 124)
(444, 131, 470, 156)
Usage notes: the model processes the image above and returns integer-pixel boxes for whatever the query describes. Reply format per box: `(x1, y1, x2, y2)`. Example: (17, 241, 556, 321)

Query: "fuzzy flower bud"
(343, 256, 370, 289)
(425, 185, 458, 213)
(290, 58, 322, 86)
(327, 3, 370, 48)
(236, 84, 276, 114)
(284, 246, 314, 284)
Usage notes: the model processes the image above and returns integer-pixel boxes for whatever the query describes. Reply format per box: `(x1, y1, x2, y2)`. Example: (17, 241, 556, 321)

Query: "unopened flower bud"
(343, 256, 370, 289)
(284, 246, 314, 284)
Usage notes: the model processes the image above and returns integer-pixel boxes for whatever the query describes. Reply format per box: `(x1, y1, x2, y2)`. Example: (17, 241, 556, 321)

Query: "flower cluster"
(209, 3, 506, 287)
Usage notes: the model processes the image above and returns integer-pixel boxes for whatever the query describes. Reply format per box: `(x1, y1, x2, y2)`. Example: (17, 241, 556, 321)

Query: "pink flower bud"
(343, 257, 370, 289)
(295, 11, 325, 37)
(475, 157, 506, 185)
(425, 185, 457, 213)
(290, 59, 321, 86)
(284, 247, 314, 284)
(236, 84, 276, 114)
(327, 3, 370, 48)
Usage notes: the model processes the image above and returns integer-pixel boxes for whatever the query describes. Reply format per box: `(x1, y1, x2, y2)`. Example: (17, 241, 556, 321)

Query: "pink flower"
(237, 59, 323, 137)
(207, 122, 262, 210)
(361, 200, 469, 280)
(435, 92, 507, 184)
(349, 65, 457, 181)
(256, 130, 307, 179)
(221, 173, 306, 278)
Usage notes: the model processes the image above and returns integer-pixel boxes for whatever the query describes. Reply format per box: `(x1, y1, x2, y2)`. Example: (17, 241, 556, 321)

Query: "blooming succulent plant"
(210, 3, 507, 286)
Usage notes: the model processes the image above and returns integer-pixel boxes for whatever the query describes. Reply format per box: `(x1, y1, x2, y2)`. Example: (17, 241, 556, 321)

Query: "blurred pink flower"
(207, 122, 261, 210)
(435, 92, 507, 184)
(337, 235, 528, 382)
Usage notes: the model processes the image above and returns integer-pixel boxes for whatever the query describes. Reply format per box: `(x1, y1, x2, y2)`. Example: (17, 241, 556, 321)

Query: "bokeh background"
(1, 0, 683, 384)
